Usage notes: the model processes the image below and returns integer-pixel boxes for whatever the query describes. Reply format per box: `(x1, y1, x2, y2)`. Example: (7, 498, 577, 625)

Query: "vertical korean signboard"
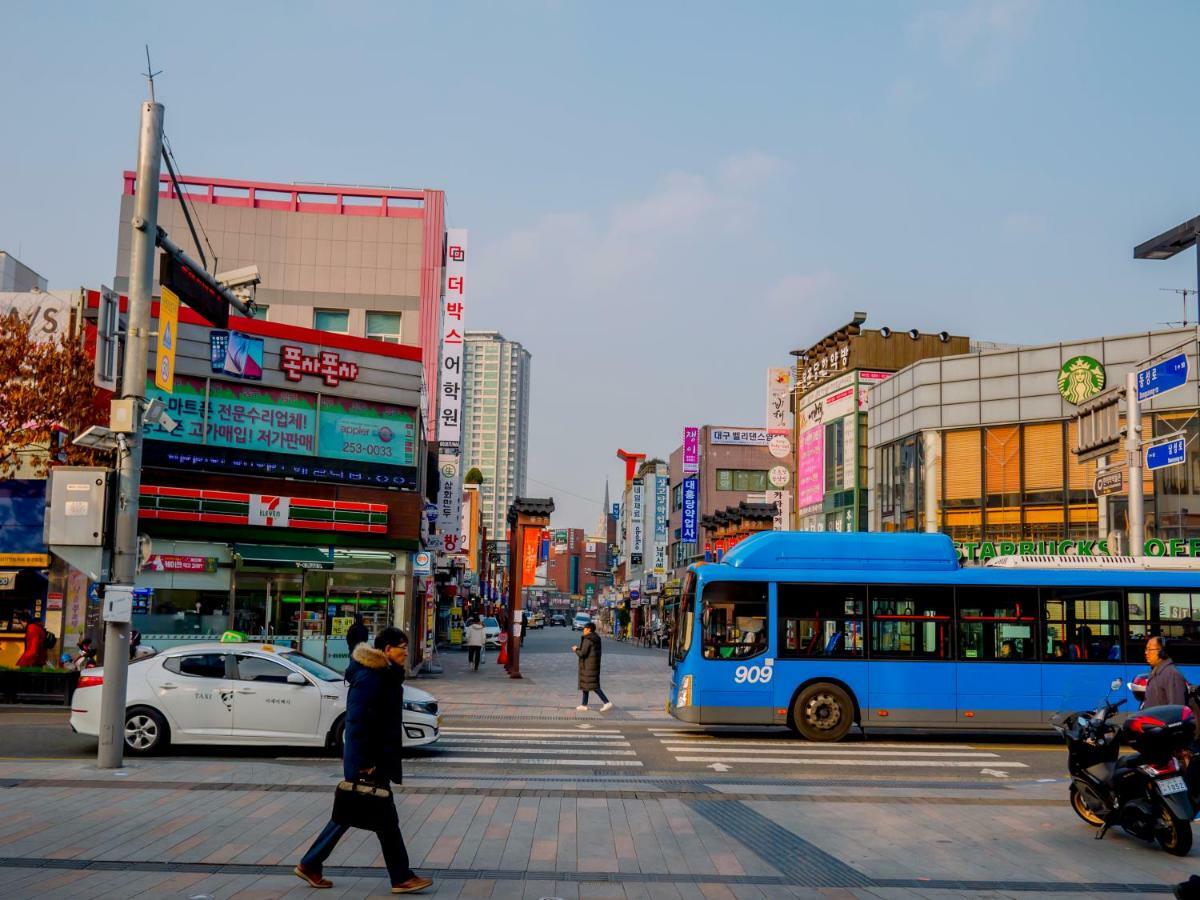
(682, 426, 699, 475)
(767, 367, 791, 435)
(654, 473, 668, 574)
(437, 228, 468, 553)
(630, 478, 644, 565)
(681, 476, 699, 543)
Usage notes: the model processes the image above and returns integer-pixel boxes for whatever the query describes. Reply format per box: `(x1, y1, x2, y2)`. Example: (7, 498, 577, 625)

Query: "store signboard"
(0, 571, 16, 590)
(797, 426, 824, 508)
(630, 478, 645, 557)
(439, 228, 469, 444)
(210, 330, 265, 380)
(767, 367, 791, 435)
(143, 555, 218, 574)
(654, 474, 668, 543)
(682, 426, 699, 474)
(437, 453, 462, 553)
(318, 397, 417, 467)
(681, 476, 699, 543)
(711, 428, 769, 446)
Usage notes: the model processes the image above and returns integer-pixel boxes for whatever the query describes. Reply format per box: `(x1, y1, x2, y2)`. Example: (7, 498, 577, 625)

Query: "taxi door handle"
(160, 683, 178, 690)
(235, 688, 256, 695)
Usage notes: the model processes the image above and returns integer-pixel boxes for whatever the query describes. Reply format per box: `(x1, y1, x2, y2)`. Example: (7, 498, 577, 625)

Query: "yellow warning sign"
(154, 285, 180, 393)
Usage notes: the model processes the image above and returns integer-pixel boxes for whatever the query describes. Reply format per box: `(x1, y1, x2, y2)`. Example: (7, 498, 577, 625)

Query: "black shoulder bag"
(332, 777, 396, 831)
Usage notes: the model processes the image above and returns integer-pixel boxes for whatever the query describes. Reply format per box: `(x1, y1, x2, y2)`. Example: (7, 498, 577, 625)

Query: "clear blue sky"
(3, 2, 1200, 529)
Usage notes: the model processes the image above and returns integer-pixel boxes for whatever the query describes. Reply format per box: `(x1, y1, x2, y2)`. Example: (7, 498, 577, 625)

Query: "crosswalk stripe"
(662, 745, 1001, 758)
(670, 755, 1028, 768)
(651, 733, 976, 750)
(442, 729, 625, 737)
(441, 737, 632, 747)
(435, 745, 637, 756)
(409, 756, 643, 767)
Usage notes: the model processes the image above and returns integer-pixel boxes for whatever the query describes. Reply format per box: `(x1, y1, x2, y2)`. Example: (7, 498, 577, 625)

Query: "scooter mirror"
(1110, 677, 1123, 692)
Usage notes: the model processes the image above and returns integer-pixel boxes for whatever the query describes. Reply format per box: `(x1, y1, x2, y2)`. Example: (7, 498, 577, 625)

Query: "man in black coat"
(345, 614, 369, 655)
(296, 628, 431, 894)
(1144, 637, 1188, 708)
(573, 622, 613, 712)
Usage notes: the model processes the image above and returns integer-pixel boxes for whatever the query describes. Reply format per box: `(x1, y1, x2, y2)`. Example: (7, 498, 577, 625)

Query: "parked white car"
(482, 616, 502, 647)
(572, 612, 592, 631)
(69, 642, 440, 755)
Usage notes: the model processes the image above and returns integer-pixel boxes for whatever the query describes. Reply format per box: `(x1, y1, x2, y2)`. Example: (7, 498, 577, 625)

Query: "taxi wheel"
(124, 707, 169, 755)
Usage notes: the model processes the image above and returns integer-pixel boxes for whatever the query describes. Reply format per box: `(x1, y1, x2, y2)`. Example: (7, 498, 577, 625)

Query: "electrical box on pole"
(1071, 387, 1123, 463)
(44, 466, 113, 582)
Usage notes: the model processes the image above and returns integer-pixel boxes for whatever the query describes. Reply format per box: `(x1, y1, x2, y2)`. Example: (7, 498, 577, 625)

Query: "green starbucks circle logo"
(1058, 355, 1105, 405)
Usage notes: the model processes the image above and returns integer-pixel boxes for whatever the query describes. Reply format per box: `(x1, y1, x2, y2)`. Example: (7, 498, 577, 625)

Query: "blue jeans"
(582, 688, 609, 706)
(301, 812, 414, 884)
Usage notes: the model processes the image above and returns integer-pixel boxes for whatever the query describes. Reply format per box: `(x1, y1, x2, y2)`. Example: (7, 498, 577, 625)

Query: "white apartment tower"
(462, 331, 532, 539)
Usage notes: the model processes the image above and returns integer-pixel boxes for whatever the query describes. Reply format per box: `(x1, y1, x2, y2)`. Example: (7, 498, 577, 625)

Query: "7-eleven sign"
(249, 495, 291, 527)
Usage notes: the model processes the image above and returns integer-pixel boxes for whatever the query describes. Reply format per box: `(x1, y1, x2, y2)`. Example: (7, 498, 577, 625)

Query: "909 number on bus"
(733, 664, 773, 684)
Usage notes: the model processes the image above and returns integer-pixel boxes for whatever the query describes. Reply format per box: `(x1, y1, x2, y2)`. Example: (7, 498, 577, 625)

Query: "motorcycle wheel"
(1069, 784, 1104, 827)
(1154, 806, 1193, 857)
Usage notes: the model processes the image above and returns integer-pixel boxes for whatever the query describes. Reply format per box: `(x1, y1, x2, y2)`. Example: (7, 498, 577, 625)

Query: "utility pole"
(98, 87, 163, 769)
(1126, 371, 1145, 558)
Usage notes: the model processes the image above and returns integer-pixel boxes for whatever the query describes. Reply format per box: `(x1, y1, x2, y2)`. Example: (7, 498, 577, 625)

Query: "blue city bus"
(667, 531, 1200, 740)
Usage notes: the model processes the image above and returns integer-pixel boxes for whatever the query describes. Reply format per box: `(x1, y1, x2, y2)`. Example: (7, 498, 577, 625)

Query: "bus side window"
(777, 583, 866, 659)
(1043, 587, 1121, 662)
(700, 581, 768, 661)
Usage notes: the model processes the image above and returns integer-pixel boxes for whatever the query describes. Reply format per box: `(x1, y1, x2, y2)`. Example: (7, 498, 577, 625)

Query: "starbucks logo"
(1058, 356, 1105, 405)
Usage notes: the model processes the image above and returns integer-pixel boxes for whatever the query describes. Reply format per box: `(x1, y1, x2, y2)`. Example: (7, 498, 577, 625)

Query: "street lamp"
(1134, 214, 1200, 320)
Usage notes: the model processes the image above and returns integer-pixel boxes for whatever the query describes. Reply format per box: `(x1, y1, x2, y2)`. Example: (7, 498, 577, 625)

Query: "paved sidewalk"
(0, 753, 1196, 898)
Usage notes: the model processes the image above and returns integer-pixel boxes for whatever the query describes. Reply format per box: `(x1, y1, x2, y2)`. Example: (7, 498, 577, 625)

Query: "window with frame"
(957, 587, 1038, 661)
(313, 308, 349, 334)
(715, 469, 768, 492)
(778, 583, 865, 658)
(1127, 591, 1200, 664)
(366, 312, 402, 343)
(824, 420, 845, 492)
(700, 580, 769, 660)
(165, 653, 227, 679)
(1043, 587, 1121, 661)
(869, 586, 953, 659)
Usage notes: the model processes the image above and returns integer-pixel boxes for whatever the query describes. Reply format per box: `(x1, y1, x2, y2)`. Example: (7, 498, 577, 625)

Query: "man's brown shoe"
(391, 875, 433, 893)
(294, 865, 332, 888)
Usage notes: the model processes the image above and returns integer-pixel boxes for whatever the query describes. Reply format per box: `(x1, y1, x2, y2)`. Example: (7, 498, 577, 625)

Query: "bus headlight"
(678, 674, 692, 708)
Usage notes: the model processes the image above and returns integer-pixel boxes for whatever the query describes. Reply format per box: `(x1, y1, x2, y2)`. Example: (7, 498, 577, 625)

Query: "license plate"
(1158, 776, 1187, 795)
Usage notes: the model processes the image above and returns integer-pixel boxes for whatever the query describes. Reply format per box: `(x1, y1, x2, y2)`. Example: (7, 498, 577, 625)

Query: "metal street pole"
(1126, 371, 1145, 558)
(98, 96, 163, 769)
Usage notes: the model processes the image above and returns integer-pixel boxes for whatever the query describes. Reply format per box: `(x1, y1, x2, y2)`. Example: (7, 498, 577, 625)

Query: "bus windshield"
(671, 571, 696, 663)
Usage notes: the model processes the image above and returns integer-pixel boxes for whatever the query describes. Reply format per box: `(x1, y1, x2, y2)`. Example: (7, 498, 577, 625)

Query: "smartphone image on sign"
(224, 332, 264, 379)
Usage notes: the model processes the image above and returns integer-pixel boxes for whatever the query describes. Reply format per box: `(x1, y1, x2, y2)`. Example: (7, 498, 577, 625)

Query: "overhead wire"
(162, 133, 218, 273)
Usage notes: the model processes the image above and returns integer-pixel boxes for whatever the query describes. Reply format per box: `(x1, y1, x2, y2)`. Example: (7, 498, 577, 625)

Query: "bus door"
(955, 587, 1041, 728)
(866, 586, 956, 727)
(697, 580, 773, 724)
(1039, 587, 1126, 722)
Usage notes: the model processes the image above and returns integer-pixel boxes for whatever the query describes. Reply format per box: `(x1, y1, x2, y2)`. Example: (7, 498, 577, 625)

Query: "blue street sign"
(1145, 437, 1187, 471)
(1137, 351, 1189, 401)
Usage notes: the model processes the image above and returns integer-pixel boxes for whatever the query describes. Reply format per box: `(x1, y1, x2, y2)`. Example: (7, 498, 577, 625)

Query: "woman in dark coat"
(296, 628, 431, 894)
(573, 622, 612, 711)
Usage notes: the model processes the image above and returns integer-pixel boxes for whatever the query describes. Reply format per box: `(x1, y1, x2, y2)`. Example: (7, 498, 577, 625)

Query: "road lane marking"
(440, 738, 632, 747)
(443, 729, 625, 737)
(434, 745, 637, 756)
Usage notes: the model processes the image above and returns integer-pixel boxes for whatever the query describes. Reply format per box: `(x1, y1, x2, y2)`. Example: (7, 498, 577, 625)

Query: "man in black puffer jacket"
(296, 628, 431, 894)
(573, 622, 613, 712)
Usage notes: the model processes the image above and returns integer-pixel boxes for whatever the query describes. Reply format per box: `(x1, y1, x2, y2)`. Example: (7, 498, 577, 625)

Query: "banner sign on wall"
(797, 426, 825, 508)
(522, 527, 539, 585)
(437, 453, 462, 553)
(438, 228, 468, 445)
(630, 478, 645, 558)
(681, 476, 699, 543)
(711, 428, 769, 446)
(319, 397, 417, 466)
(682, 427, 699, 474)
(654, 474, 668, 543)
(767, 368, 791, 435)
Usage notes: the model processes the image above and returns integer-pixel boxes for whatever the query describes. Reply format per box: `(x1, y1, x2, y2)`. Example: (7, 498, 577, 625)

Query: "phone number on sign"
(341, 442, 393, 458)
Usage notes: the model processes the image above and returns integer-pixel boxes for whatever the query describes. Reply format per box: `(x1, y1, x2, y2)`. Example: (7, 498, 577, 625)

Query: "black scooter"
(1051, 677, 1196, 856)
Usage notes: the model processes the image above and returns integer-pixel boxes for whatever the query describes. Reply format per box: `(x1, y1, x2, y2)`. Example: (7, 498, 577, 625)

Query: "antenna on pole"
(1160, 288, 1197, 327)
(143, 45, 162, 102)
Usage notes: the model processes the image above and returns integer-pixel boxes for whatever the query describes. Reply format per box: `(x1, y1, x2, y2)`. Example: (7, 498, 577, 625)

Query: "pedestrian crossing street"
(409, 726, 643, 768)
(650, 729, 1030, 773)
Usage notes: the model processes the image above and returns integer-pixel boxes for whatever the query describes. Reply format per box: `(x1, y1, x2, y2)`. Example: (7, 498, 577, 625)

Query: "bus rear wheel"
(792, 683, 853, 742)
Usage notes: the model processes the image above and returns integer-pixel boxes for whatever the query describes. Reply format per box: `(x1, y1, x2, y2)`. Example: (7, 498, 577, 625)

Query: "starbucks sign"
(1058, 355, 1105, 405)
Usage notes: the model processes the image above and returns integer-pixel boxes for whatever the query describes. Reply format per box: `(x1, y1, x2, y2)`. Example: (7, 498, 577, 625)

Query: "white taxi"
(69, 642, 440, 755)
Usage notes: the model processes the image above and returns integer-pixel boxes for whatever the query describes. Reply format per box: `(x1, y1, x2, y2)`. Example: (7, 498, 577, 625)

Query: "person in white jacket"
(465, 618, 485, 671)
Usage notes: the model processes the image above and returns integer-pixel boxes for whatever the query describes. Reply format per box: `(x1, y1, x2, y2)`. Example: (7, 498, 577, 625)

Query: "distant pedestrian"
(345, 614, 369, 654)
(73, 638, 98, 671)
(295, 628, 431, 894)
(14, 611, 48, 668)
(573, 622, 612, 712)
(465, 617, 485, 671)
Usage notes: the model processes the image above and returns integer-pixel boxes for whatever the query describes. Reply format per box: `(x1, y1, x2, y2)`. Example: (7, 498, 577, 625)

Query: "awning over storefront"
(234, 544, 334, 570)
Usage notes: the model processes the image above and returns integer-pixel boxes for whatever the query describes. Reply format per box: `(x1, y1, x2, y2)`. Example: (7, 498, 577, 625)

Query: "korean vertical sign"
(681, 476, 699, 543)
(682, 426, 699, 475)
(767, 367, 791, 435)
(630, 478, 644, 565)
(437, 228, 468, 553)
(653, 473, 668, 574)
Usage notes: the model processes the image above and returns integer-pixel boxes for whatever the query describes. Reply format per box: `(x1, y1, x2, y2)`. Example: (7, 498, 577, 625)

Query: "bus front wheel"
(792, 683, 854, 742)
